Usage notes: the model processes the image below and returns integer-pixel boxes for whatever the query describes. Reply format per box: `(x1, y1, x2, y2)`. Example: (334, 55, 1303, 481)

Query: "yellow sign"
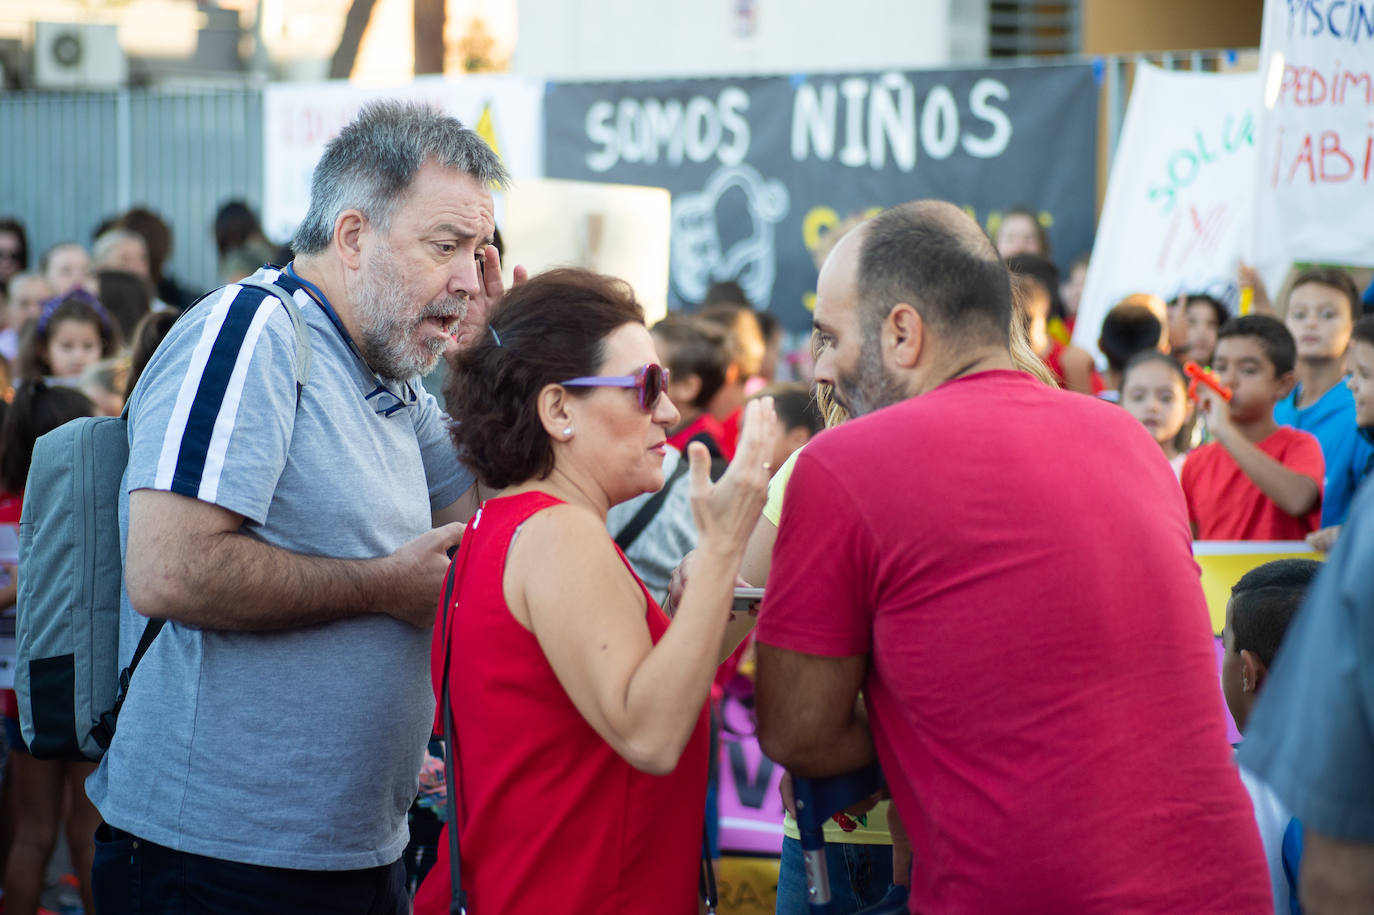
(716, 856, 780, 915)
(1193, 541, 1323, 634)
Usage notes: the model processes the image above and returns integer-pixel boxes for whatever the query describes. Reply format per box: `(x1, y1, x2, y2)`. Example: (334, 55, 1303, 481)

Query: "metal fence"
(0, 85, 263, 299)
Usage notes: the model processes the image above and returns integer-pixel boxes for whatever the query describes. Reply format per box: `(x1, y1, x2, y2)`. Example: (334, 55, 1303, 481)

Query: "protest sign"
(1250, 0, 1374, 277)
(545, 65, 1097, 332)
(718, 690, 786, 856)
(1192, 540, 1322, 635)
(262, 75, 544, 244)
(1073, 64, 1260, 357)
(501, 178, 672, 323)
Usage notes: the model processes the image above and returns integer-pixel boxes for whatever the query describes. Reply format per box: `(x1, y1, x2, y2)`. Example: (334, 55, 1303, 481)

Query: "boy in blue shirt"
(1276, 268, 1374, 533)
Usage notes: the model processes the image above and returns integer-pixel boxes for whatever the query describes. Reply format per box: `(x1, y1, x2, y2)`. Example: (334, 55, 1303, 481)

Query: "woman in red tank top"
(414, 269, 777, 915)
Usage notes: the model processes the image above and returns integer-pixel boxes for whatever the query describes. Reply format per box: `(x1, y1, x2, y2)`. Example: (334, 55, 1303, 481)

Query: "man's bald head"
(854, 200, 1012, 349)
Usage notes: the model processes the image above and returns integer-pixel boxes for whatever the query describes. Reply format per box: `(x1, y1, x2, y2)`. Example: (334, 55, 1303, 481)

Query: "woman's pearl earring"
(563, 427, 574, 438)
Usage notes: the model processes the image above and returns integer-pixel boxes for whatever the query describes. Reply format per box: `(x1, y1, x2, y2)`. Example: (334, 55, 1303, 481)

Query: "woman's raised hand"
(686, 396, 779, 558)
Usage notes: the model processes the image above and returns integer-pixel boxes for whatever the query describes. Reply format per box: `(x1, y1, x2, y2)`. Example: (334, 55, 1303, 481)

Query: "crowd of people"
(0, 98, 1371, 914)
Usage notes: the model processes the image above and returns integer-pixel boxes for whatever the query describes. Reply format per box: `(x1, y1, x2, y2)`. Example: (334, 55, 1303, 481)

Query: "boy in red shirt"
(1182, 315, 1324, 540)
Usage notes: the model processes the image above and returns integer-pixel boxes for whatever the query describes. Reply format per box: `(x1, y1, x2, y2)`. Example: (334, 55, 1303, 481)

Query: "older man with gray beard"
(88, 101, 510, 914)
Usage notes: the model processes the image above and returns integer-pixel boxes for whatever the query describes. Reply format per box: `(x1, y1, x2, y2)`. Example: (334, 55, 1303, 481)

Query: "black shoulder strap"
(438, 547, 470, 914)
(91, 617, 165, 751)
(615, 453, 690, 552)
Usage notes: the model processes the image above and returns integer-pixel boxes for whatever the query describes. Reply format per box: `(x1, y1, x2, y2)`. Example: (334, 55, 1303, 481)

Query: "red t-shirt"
(757, 371, 1270, 913)
(667, 413, 732, 460)
(1181, 426, 1324, 540)
(1, 490, 19, 721)
(415, 492, 709, 915)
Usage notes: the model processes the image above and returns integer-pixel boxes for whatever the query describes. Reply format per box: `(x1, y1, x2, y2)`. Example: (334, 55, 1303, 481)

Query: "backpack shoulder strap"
(614, 452, 690, 552)
(237, 280, 312, 389)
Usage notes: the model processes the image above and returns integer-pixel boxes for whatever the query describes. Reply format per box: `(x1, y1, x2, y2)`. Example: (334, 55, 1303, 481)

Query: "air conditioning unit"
(33, 22, 128, 89)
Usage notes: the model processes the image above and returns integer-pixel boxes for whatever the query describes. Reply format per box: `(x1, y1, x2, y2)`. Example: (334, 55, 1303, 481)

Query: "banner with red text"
(1250, 0, 1374, 273)
(1074, 64, 1260, 357)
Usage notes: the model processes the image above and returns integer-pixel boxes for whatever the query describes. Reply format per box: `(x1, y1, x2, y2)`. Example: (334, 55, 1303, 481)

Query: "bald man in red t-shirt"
(754, 201, 1271, 913)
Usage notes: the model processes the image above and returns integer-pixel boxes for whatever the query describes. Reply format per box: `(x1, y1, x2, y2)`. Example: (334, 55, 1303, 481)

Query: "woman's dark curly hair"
(446, 267, 645, 489)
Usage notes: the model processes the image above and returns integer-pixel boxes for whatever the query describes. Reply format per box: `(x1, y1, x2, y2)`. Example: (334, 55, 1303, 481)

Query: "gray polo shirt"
(87, 266, 472, 870)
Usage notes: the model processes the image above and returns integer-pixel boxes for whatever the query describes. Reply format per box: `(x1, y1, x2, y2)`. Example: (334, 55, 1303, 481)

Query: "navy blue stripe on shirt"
(169, 290, 270, 498)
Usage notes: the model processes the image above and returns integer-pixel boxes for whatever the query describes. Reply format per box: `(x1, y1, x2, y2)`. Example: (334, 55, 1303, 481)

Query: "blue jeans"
(92, 823, 408, 915)
(775, 834, 894, 914)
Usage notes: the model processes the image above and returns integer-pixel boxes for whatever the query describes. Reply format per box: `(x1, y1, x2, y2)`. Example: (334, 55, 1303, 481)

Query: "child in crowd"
(1307, 314, 1374, 552)
(1120, 351, 1194, 479)
(0, 380, 102, 915)
(123, 308, 179, 398)
(1223, 558, 1322, 915)
(753, 381, 823, 472)
(1183, 294, 1228, 366)
(994, 206, 1049, 259)
(651, 313, 732, 469)
(1008, 255, 1102, 395)
(1181, 316, 1324, 540)
(1097, 303, 1165, 401)
(1059, 254, 1088, 335)
(0, 273, 52, 362)
(1275, 268, 1373, 530)
(38, 242, 92, 297)
(15, 290, 119, 383)
(697, 303, 765, 457)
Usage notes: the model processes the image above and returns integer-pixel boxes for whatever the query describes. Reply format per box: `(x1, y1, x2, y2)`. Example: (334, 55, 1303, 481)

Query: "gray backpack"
(15, 281, 311, 760)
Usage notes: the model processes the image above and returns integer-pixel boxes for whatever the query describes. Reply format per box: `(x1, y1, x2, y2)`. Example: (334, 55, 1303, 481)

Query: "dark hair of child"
(1099, 304, 1164, 374)
(651, 314, 730, 409)
(1229, 558, 1322, 668)
(16, 290, 121, 379)
(0, 218, 28, 269)
(0, 379, 98, 493)
(124, 310, 180, 398)
(1216, 314, 1297, 377)
(1289, 267, 1361, 323)
(698, 303, 766, 378)
(1005, 253, 1066, 323)
(757, 382, 823, 436)
(97, 269, 154, 340)
(1351, 314, 1374, 348)
(1185, 294, 1229, 328)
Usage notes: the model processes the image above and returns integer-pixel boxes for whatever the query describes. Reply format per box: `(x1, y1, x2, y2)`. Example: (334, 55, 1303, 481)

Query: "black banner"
(544, 64, 1099, 332)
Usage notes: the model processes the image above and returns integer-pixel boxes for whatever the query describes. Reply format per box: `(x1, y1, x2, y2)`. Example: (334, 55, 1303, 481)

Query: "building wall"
(513, 0, 977, 80)
(1082, 0, 1261, 55)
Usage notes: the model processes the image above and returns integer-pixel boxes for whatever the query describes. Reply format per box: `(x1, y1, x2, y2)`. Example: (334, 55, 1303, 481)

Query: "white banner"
(1073, 64, 1260, 358)
(502, 178, 672, 324)
(1250, 1, 1374, 274)
(262, 74, 545, 245)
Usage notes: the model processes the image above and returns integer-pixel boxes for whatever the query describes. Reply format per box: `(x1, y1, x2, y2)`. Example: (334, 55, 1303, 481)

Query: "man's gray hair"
(292, 100, 511, 255)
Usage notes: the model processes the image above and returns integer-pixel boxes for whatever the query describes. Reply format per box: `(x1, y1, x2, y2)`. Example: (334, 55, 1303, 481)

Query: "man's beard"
(832, 329, 908, 418)
(353, 246, 467, 382)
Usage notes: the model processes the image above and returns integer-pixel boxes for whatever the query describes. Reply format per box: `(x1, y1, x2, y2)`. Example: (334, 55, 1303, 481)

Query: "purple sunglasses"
(560, 363, 670, 411)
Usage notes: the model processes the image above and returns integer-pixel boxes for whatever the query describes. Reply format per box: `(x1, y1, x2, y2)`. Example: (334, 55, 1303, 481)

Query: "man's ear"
(333, 210, 367, 271)
(888, 303, 925, 369)
(536, 383, 576, 441)
(1275, 369, 1298, 401)
(1240, 650, 1268, 693)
